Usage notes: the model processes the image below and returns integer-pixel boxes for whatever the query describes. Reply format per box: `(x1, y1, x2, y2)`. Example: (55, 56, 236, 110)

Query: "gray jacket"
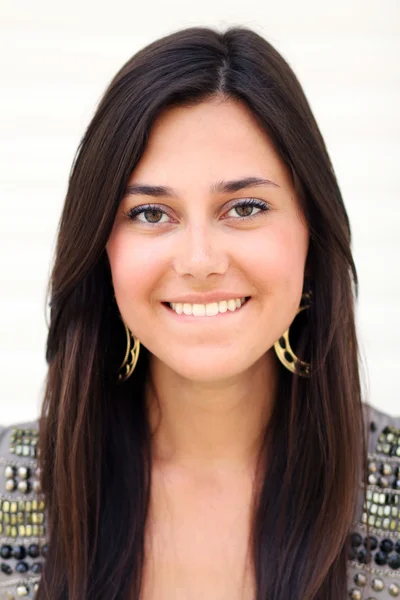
(0, 403, 399, 599)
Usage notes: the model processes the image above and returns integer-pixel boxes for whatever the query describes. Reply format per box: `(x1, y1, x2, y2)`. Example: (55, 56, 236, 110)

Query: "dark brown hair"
(36, 25, 369, 599)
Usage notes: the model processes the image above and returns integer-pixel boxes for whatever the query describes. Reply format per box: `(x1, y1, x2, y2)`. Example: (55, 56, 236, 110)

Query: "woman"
(0, 25, 399, 600)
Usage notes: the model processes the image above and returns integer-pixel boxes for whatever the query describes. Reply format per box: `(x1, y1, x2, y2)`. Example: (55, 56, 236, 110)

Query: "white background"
(0, 0, 399, 425)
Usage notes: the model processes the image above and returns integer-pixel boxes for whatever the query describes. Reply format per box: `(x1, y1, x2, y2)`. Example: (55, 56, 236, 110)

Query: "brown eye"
(123, 198, 270, 227)
(225, 198, 269, 220)
(124, 204, 171, 226)
(142, 209, 163, 223)
(233, 204, 255, 217)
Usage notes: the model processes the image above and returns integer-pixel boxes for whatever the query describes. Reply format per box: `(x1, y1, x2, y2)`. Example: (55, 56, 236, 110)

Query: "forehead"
(129, 99, 293, 190)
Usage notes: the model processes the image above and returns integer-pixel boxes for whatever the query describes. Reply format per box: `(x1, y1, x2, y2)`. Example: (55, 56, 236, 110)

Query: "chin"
(166, 356, 250, 383)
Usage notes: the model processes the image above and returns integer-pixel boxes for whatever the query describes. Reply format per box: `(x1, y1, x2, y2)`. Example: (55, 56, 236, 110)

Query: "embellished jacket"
(0, 403, 399, 599)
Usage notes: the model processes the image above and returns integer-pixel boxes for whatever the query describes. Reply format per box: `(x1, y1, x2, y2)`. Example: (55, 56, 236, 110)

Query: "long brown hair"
(36, 25, 368, 599)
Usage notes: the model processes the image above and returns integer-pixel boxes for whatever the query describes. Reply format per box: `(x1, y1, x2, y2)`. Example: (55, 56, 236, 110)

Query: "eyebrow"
(123, 176, 280, 198)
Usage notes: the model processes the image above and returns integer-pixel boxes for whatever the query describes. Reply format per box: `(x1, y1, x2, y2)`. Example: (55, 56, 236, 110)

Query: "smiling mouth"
(162, 296, 251, 317)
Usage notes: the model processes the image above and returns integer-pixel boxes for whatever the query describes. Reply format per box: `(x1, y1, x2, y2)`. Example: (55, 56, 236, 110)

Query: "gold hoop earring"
(117, 324, 141, 383)
(273, 290, 312, 378)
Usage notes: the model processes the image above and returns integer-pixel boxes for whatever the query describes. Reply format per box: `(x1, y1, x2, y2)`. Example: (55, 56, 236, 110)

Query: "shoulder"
(0, 418, 47, 598)
(347, 402, 400, 598)
(362, 402, 400, 442)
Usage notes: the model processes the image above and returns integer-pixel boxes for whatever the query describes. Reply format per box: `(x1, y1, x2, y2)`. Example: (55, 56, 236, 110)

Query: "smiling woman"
(105, 98, 309, 387)
(1, 25, 399, 600)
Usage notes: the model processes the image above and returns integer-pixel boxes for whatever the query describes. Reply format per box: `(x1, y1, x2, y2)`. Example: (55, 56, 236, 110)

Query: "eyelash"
(122, 198, 270, 227)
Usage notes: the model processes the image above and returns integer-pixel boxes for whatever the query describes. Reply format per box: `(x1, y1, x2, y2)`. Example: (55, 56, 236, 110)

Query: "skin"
(106, 96, 310, 487)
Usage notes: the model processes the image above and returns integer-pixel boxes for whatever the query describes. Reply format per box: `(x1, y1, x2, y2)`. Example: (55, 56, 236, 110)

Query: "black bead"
(0, 562, 12, 575)
(31, 561, 43, 574)
(396, 540, 400, 553)
(12, 545, 26, 560)
(41, 543, 49, 557)
(351, 532, 363, 547)
(388, 553, 400, 570)
(357, 548, 370, 564)
(375, 550, 388, 566)
(278, 337, 286, 349)
(370, 421, 377, 432)
(364, 536, 378, 551)
(16, 561, 29, 573)
(348, 546, 357, 560)
(380, 538, 394, 553)
(0, 544, 12, 559)
(28, 543, 40, 558)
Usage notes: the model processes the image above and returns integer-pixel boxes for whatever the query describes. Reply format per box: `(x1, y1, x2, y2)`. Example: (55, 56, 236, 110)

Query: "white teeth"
(183, 303, 192, 316)
(217, 301, 227, 314)
(169, 297, 248, 317)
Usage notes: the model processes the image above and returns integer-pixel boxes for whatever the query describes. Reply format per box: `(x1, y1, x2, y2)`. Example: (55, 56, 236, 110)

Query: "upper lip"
(164, 293, 250, 304)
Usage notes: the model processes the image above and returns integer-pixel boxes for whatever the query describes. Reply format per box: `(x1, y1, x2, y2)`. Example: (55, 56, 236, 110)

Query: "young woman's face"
(106, 98, 309, 382)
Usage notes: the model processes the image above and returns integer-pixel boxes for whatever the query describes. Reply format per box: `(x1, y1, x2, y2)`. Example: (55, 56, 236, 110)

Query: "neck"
(145, 349, 278, 475)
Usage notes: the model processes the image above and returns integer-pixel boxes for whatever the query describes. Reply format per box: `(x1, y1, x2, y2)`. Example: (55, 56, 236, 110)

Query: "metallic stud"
(16, 586, 29, 597)
(17, 480, 29, 494)
(389, 583, 400, 597)
(354, 572, 367, 586)
(33, 479, 41, 493)
(17, 466, 30, 479)
(349, 589, 362, 600)
(371, 577, 385, 592)
(382, 463, 393, 476)
(4, 466, 15, 479)
(5, 479, 16, 492)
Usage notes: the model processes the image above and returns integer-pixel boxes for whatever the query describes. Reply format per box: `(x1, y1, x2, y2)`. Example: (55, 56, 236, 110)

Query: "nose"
(172, 222, 229, 280)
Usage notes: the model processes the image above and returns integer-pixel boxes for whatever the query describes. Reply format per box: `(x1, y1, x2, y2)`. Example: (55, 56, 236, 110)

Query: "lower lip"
(162, 297, 251, 322)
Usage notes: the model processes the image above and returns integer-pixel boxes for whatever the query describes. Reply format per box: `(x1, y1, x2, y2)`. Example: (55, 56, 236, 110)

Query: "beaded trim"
(0, 460, 38, 470)
(349, 560, 400, 580)
(366, 484, 400, 497)
(0, 494, 44, 504)
(357, 522, 400, 539)
(368, 453, 400, 464)
(0, 575, 41, 589)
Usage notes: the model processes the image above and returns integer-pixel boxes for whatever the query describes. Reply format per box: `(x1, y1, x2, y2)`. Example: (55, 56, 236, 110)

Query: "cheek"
(246, 219, 308, 295)
(107, 233, 165, 305)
